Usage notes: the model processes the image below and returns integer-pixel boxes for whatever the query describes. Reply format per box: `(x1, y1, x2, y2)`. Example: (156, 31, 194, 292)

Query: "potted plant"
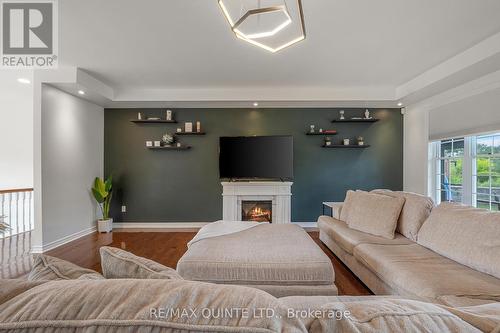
(92, 176, 113, 233)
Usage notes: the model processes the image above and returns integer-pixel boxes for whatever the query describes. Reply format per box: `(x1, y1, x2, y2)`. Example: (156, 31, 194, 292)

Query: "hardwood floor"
(46, 231, 196, 273)
(45, 230, 372, 296)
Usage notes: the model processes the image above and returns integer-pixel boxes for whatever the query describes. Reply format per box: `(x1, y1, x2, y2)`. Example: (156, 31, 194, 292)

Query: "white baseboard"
(113, 221, 317, 229)
(29, 221, 318, 253)
(113, 222, 210, 229)
(294, 221, 318, 228)
(31, 225, 97, 253)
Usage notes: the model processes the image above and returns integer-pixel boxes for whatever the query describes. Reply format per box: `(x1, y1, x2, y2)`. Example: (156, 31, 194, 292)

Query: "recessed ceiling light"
(78, 90, 85, 95)
(17, 78, 31, 84)
(397, 102, 403, 107)
(253, 102, 259, 107)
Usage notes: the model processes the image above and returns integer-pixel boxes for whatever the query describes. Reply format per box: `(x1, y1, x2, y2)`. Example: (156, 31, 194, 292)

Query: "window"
(431, 138, 465, 204)
(473, 134, 500, 211)
(429, 132, 500, 211)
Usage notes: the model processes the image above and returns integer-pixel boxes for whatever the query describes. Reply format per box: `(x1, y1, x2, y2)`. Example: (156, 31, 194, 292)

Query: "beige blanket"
(187, 220, 268, 247)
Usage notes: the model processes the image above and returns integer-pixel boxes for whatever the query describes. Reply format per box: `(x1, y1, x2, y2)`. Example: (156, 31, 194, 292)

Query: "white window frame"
(429, 137, 473, 206)
(429, 133, 500, 210)
(472, 134, 500, 211)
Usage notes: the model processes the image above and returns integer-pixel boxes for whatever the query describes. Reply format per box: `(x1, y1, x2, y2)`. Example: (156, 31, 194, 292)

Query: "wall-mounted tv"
(219, 136, 293, 180)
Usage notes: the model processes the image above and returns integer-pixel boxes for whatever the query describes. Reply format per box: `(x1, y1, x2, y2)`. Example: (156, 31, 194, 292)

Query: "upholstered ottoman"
(177, 222, 337, 297)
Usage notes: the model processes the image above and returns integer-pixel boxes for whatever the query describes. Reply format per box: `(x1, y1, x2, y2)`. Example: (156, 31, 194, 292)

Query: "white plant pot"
(97, 218, 113, 233)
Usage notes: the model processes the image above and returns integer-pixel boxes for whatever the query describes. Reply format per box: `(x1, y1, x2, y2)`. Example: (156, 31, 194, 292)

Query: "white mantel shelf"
(221, 181, 293, 224)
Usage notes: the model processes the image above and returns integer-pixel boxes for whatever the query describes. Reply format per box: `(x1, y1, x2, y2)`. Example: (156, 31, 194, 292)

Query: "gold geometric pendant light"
(218, 0, 306, 53)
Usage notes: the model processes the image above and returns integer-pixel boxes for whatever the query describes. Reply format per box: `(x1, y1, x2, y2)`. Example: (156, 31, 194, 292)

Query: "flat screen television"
(219, 136, 293, 180)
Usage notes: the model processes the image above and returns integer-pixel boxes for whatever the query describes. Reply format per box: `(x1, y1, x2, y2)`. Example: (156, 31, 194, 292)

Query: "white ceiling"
(59, 0, 500, 91)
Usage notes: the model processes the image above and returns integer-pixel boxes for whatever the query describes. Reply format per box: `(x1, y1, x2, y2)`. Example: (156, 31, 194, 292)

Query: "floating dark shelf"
(148, 146, 191, 150)
(175, 132, 206, 135)
(331, 119, 379, 123)
(322, 145, 371, 149)
(306, 132, 338, 136)
(131, 119, 177, 124)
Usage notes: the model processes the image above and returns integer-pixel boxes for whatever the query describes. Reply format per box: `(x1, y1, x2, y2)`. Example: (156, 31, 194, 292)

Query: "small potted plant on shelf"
(161, 132, 175, 146)
(92, 176, 113, 233)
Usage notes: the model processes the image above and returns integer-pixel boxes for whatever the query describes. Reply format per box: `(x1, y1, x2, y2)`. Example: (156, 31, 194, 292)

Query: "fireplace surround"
(221, 182, 292, 223)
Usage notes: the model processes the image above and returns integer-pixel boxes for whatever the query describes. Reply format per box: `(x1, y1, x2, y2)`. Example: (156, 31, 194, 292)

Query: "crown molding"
(35, 31, 500, 108)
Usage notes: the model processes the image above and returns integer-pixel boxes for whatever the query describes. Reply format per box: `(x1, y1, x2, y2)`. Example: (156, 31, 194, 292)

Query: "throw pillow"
(346, 191, 405, 239)
(372, 189, 434, 241)
(28, 254, 104, 281)
(339, 190, 356, 223)
(99, 246, 183, 279)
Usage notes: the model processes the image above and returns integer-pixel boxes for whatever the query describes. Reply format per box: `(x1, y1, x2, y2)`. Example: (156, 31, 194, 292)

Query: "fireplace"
(242, 201, 272, 223)
(221, 182, 292, 223)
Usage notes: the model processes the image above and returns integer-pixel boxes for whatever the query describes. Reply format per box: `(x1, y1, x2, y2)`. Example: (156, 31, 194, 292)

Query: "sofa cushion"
(441, 302, 500, 333)
(309, 299, 479, 333)
(28, 254, 104, 281)
(0, 279, 306, 333)
(100, 246, 183, 280)
(417, 202, 500, 279)
(0, 279, 48, 305)
(317, 216, 412, 255)
(353, 243, 500, 300)
(372, 189, 434, 241)
(343, 190, 405, 239)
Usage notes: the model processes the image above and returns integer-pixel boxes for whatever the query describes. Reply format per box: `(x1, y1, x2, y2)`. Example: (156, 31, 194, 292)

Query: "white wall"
(0, 70, 34, 190)
(404, 86, 500, 196)
(403, 106, 429, 195)
(429, 86, 500, 140)
(41, 85, 103, 246)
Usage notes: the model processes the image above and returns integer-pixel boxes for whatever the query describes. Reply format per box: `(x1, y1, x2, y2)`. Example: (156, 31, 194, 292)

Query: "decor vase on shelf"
(357, 136, 365, 146)
(92, 176, 113, 233)
(364, 109, 371, 119)
(166, 110, 172, 121)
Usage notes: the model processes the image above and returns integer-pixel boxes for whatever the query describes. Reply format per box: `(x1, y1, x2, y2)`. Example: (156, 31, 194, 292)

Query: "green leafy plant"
(92, 176, 113, 220)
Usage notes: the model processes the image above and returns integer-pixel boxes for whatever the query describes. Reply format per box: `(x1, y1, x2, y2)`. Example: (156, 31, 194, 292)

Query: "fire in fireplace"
(242, 201, 272, 223)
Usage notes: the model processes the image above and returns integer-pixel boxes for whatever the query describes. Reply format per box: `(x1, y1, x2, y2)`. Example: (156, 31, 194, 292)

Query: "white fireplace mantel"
(221, 181, 293, 223)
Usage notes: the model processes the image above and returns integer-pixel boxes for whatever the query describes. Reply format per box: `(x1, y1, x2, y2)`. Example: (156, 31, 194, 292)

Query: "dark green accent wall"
(104, 108, 403, 222)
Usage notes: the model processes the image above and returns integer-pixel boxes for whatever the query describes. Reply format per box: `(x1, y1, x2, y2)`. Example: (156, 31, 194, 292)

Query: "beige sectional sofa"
(318, 190, 500, 303)
(1, 250, 499, 332)
(3, 278, 498, 332)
